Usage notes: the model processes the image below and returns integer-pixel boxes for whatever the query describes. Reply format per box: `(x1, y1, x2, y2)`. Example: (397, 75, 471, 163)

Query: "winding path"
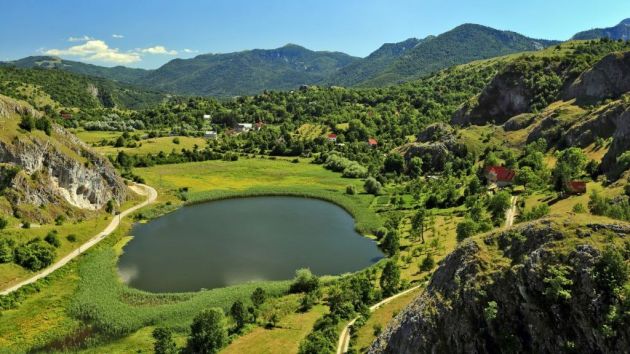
(336, 285, 421, 354)
(0, 183, 157, 296)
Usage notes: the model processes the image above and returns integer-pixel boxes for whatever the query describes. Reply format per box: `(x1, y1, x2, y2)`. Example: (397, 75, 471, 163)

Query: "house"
(367, 138, 378, 147)
(204, 131, 217, 139)
(60, 111, 72, 120)
(566, 181, 587, 195)
(484, 166, 515, 187)
(255, 121, 264, 131)
(203, 114, 211, 120)
(327, 133, 337, 142)
(236, 123, 253, 132)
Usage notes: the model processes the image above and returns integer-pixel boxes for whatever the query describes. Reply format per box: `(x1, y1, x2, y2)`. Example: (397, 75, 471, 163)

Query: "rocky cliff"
(0, 95, 126, 222)
(369, 220, 630, 354)
(396, 123, 468, 173)
(564, 52, 630, 103)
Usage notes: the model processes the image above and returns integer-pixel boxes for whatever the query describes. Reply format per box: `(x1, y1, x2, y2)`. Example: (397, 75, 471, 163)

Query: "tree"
(152, 327, 178, 354)
(381, 230, 400, 256)
(0, 239, 13, 263)
(488, 191, 511, 224)
(594, 246, 629, 294)
(187, 308, 228, 354)
(345, 185, 356, 195)
(13, 240, 56, 271)
(363, 177, 382, 195)
(552, 148, 587, 192)
(456, 219, 478, 242)
(230, 300, 247, 330)
(384, 153, 404, 174)
(251, 287, 266, 308)
(408, 157, 423, 177)
(419, 254, 435, 272)
(35, 117, 52, 136)
(44, 231, 61, 248)
(411, 207, 427, 243)
(380, 260, 400, 297)
(290, 268, 320, 293)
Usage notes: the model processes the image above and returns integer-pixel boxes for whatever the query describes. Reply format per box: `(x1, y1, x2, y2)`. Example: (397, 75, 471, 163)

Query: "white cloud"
(67, 35, 94, 42)
(140, 45, 178, 55)
(183, 48, 199, 54)
(45, 40, 140, 64)
(112, 34, 124, 39)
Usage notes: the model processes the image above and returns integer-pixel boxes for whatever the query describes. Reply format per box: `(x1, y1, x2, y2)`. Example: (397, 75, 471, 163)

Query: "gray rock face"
(564, 52, 630, 103)
(368, 221, 630, 354)
(398, 123, 467, 172)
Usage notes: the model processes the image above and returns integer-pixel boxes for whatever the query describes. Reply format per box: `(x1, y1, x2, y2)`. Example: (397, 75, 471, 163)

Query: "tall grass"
(69, 248, 290, 337)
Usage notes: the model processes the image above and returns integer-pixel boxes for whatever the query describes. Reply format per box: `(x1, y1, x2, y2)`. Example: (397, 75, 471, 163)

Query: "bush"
(0, 217, 7, 230)
(543, 265, 573, 302)
(572, 203, 585, 213)
(290, 268, 320, 294)
(520, 203, 550, 221)
(345, 185, 356, 195)
(0, 239, 14, 263)
(251, 287, 266, 308)
(419, 254, 435, 272)
(456, 219, 478, 242)
(594, 246, 628, 294)
(364, 177, 382, 195)
(172, 137, 180, 144)
(14, 240, 56, 271)
(152, 327, 178, 354)
(19, 115, 35, 131)
(66, 234, 77, 242)
(44, 231, 61, 248)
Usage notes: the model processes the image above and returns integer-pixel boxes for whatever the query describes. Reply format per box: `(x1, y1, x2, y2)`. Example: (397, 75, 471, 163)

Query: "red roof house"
(327, 133, 337, 142)
(566, 181, 587, 194)
(484, 166, 515, 187)
(368, 138, 378, 147)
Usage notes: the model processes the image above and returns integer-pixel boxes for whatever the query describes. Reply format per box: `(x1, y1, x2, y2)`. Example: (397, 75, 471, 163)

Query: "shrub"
(572, 203, 585, 213)
(594, 246, 629, 294)
(345, 185, 356, 195)
(251, 287, 266, 308)
(44, 231, 61, 248)
(543, 265, 573, 302)
(484, 301, 498, 322)
(520, 203, 550, 221)
(14, 240, 56, 271)
(172, 137, 180, 144)
(19, 115, 35, 131)
(373, 323, 383, 336)
(0, 217, 7, 230)
(419, 254, 435, 272)
(66, 234, 77, 242)
(0, 239, 14, 263)
(456, 219, 478, 242)
(290, 268, 320, 294)
(363, 177, 382, 195)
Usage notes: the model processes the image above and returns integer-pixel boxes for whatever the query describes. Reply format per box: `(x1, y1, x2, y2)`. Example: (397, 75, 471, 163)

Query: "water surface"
(118, 196, 383, 292)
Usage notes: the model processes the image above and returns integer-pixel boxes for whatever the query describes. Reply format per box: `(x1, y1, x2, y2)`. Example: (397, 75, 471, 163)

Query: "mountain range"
(3, 19, 628, 97)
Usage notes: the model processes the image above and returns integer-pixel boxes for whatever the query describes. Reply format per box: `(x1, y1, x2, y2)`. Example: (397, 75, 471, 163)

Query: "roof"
(368, 138, 378, 145)
(485, 166, 515, 182)
(327, 133, 337, 139)
(567, 181, 587, 192)
(238, 123, 253, 128)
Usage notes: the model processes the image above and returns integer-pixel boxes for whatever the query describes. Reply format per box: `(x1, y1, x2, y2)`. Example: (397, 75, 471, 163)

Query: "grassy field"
(96, 136, 209, 156)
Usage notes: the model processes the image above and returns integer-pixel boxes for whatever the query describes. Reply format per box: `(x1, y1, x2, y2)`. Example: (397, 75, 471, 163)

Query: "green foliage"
(250, 287, 266, 308)
(419, 254, 435, 272)
(364, 177, 382, 195)
(13, 240, 55, 271)
(152, 327, 178, 354)
(187, 308, 228, 354)
(488, 191, 511, 224)
(553, 148, 587, 192)
(520, 204, 550, 221)
(44, 231, 61, 248)
(230, 300, 247, 330)
(594, 246, 629, 295)
(18, 115, 35, 131)
(345, 184, 356, 195)
(380, 260, 401, 297)
(383, 153, 405, 174)
(323, 153, 367, 179)
(290, 268, 320, 294)
(456, 218, 479, 242)
(0, 238, 14, 263)
(66, 234, 77, 242)
(381, 230, 400, 256)
(0, 217, 7, 230)
(589, 191, 630, 221)
(543, 265, 573, 302)
(484, 301, 498, 322)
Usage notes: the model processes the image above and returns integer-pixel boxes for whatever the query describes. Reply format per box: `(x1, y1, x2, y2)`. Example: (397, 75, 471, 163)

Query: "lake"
(118, 196, 384, 292)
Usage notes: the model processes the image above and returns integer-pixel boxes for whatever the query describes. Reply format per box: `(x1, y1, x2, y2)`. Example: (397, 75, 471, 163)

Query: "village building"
(60, 111, 72, 120)
(236, 123, 253, 132)
(327, 133, 337, 142)
(566, 181, 587, 194)
(203, 114, 211, 119)
(484, 165, 515, 187)
(255, 121, 264, 131)
(368, 138, 378, 147)
(204, 131, 218, 139)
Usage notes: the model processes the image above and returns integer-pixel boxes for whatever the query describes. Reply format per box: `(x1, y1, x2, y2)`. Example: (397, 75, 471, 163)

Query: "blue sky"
(1, 0, 628, 69)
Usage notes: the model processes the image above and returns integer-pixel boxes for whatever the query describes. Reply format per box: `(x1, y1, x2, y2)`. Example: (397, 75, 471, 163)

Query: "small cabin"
(327, 133, 337, 142)
(236, 123, 253, 133)
(204, 131, 217, 139)
(566, 181, 587, 195)
(484, 166, 515, 187)
(203, 114, 211, 120)
(368, 138, 378, 147)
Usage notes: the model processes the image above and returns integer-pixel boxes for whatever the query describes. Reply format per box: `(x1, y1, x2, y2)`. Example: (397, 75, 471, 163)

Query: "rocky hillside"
(572, 18, 630, 41)
(369, 219, 630, 353)
(0, 95, 127, 223)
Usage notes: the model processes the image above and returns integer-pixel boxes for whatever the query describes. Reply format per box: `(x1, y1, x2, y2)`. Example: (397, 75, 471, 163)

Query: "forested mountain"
(4, 56, 148, 83)
(0, 66, 166, 110)
(572, 18, 630, 40)
(328, 37, 424, 86)
(357, 24, 558, 86)
(136, 44, 359, 96)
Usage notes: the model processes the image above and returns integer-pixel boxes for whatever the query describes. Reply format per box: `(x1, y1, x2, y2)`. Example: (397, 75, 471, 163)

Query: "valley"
(0, 12, 629, 354)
